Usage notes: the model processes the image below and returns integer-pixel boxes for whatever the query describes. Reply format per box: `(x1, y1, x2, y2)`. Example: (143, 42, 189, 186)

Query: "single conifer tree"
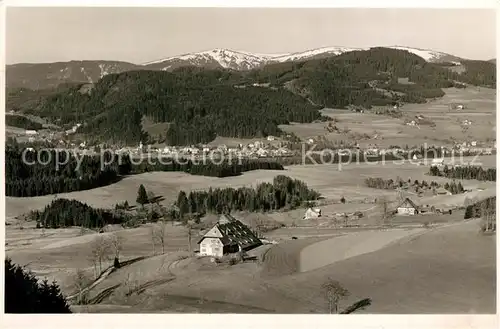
(136, 184, 149, 207)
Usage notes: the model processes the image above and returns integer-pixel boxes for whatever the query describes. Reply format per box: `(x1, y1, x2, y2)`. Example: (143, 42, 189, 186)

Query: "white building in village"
(431, 158, 445, 167)
(303, 208, 322, 220)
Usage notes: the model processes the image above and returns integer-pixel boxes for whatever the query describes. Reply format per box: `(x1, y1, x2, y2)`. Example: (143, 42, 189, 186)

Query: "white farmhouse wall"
(397, 207, 415, 215)
(199, 238, 224, 258)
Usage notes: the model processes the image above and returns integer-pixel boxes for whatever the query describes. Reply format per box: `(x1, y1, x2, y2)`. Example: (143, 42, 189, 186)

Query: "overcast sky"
(6, 7, 497, 64)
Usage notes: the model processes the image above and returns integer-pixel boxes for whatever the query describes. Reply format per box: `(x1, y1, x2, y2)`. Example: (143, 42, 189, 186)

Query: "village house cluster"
(110, 138, 296, 159)
(8, 121, 496, 160)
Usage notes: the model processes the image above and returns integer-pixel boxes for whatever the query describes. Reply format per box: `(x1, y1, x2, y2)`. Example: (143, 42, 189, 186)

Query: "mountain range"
(7, 46, 495, 146)
(6, 45, 468, 90)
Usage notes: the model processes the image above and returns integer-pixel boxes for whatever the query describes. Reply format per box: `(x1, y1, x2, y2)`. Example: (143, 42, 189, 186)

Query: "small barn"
(397, 198, 419, 216)
(450, 103, 465, 110)
(435, 187, 452, 196)
(197, 214, 262, 258)
(303, 208, 321, 220)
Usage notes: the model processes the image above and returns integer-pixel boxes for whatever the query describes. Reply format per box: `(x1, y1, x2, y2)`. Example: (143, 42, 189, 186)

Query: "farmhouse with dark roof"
(197, 213, 262, 258)
(397, 197, 419, 216)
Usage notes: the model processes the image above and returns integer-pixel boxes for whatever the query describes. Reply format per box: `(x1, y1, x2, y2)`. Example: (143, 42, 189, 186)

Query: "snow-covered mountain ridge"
(144, 45, 464, 71)
(5, 46, 468, 90)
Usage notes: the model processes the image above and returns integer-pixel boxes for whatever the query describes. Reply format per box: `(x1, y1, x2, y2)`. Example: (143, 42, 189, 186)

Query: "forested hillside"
(7, 83, 81, 113)
(5, 146, 126, 197)
(5, 146, 284, 197)
(7, 48, 496, 145)
(20, 68, 323, 145)
(247, 47, 484, 107)
(458, 60, 496, 87)
(6, 114, 43, 130)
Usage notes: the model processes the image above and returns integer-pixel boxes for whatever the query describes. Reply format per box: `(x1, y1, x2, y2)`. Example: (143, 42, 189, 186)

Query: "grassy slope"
(276, 219, 495, 313)
(6, 214, 495, 313)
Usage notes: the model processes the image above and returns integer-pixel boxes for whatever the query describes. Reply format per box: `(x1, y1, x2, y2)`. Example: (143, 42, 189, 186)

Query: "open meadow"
(5, 150, 496, 313)
(280, 87, 496, 148)
(6, 155, 495, 219)
(6, 216, 495, 313)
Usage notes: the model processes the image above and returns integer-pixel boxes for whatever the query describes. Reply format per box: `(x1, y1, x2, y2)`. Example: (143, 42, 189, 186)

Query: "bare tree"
(321, 278, 350, 314)
(480, 201, 489, 232)
(481, 201, 496, 233)
(88, 254, 98, 280)
(147, 191, 156, 204)
(110, 233, 124, 265)
(377, 196, 390, 225)
(152, 220, 167, 255)
(123, 273, 133, 296)
(186, 223, 193, 254)
(397, 187, 405, 204)
(150, 225, 156, 255)
(123, 272, 142, 297)
(90, 235, 111, 275)
(74, 269, 90, 305)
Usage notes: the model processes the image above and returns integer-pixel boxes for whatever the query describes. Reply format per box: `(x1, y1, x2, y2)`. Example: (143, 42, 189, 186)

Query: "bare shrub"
(74, 269, 91, 305)
(321, 278, 350, 314)
(480, 201, 496, 233)
(377, 196, 390, 225)
(228, 257, 240, 266)
(151, 220, 167, 255)
(90, 235, 111, 276)
(110, 233, 124, 261)
(187, 224, 193, 254)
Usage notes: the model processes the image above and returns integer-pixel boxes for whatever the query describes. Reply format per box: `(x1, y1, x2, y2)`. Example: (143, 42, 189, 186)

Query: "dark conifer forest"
(28, 198, 125, 229)
(5, 146, 284, 197)
(5, 146, 125, 197)
(5, 114, 43, 130)
(464, 196, 496, 219)
(428, 165, 496, 181)
(176, 175, 321, 215)
(130, 158, 284, 177)
(5, 258, 71, 313)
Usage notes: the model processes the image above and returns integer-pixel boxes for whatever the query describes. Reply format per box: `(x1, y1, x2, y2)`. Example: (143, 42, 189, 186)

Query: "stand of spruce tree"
(464, 196, 496, 219)
(4, 258, 71, 313)
(29, 199, 124, 229)
(176, 175, 321, 215)
(429, 165, 496, 181)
